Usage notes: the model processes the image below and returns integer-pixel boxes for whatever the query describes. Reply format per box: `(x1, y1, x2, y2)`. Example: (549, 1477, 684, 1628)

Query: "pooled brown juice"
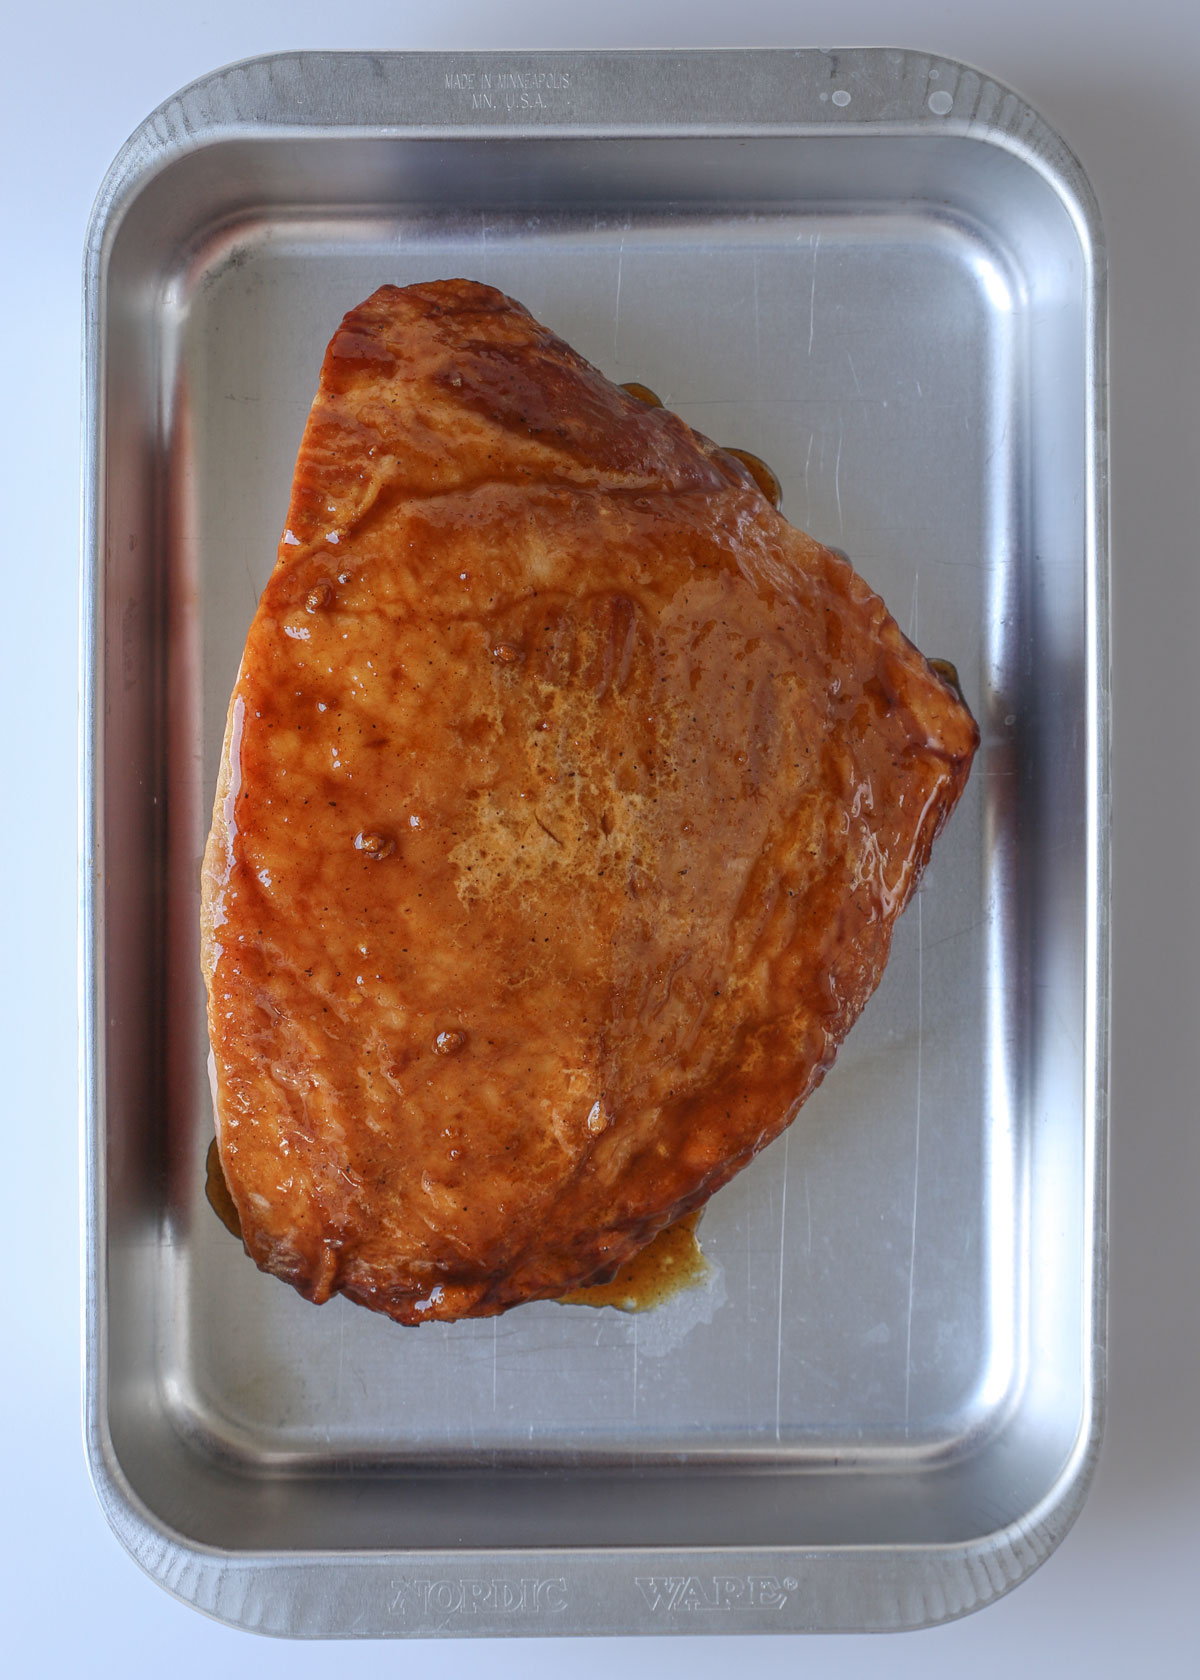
(557, 1210, 710, 1313)
(205, 1137, 243, 1240)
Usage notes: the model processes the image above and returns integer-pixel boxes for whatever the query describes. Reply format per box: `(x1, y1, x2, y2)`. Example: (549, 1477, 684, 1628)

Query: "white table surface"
(5, 0, 1197, 1671)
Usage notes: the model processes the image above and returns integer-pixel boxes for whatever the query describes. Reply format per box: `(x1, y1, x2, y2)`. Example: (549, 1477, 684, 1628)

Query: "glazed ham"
(200, 280, 977, 1323)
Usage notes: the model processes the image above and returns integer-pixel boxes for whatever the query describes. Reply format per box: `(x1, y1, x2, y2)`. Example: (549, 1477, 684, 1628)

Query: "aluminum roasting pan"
(82, 49, 1109, 1637)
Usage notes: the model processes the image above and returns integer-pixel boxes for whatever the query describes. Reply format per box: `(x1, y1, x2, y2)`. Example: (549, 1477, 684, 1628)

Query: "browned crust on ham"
(200, 280, 978, 1323)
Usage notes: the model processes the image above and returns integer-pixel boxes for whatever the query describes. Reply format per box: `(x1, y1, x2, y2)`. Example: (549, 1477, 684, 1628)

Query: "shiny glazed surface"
(201, 280, 978, 1324)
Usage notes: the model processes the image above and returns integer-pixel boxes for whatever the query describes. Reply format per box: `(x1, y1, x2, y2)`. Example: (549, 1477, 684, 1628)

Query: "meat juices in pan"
(200, 279, 978, 1325)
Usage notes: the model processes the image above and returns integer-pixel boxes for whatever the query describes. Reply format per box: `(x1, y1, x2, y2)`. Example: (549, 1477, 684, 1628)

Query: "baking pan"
(82, 48, 1108, 1636)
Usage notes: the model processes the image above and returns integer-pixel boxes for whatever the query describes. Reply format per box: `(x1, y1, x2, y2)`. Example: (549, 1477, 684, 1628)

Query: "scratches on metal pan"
(903, 887, 925, 1432)
(752, 248, 762, 380)
(631, 1313, 639, 1420)
(807, 231, 821, 357)
(613, 231, 626, 363)
(834, 419, 845, 546)
(331, 1310, 346, 1431)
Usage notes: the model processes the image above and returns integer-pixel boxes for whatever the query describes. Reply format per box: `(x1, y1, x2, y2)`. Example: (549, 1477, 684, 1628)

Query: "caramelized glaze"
(619, 381, 664, 408)
(722, 447, 783, 509)
(928, 657, 967, 705)
(207, 1134, 708, 1312)
(200, 280, 977, 1325)
(623, 384, 783, 509)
